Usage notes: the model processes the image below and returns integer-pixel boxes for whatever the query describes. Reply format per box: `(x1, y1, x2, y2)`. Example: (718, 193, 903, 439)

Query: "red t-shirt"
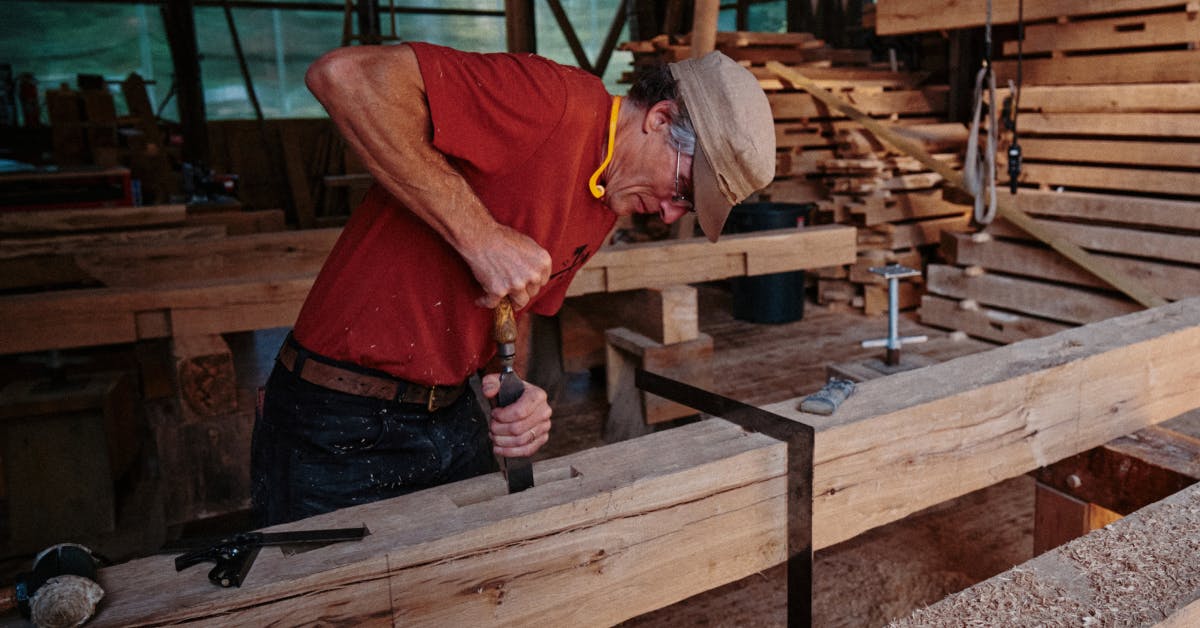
(292, 43, 616, 386)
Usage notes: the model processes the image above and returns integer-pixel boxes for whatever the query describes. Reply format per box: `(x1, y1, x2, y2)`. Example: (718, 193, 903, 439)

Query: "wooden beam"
(88, 297, 1200, 624)
(767, 87, 948, 120)
(918, 294, 1072, 344)
(943, 232, 1200, 302)
(925, 264, 1141, 325)
(1010, 189, 1200, 232)
(1006, 83, 1200, 113)
(0, 225, 226, 260)
(994, 50, 1200, 86)
(766, 61, 1168, 309)
(91, 419, 789, 626)
(0, 227, 857, 355)
(0, 204, 187, 235)
(565, 225, 857, 296)
(761, 296, 1200, 549)
(1014, 112, 1200, 138)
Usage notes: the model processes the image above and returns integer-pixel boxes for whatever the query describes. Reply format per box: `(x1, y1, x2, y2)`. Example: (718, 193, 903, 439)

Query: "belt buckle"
(426, 385, 438, 412)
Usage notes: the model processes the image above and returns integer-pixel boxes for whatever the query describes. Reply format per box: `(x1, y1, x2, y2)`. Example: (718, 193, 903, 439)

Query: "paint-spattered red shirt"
(293, 43, 616, 386)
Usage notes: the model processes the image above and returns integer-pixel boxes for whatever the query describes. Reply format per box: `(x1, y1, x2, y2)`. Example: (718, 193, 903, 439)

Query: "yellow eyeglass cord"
(588, 96, 621, 199)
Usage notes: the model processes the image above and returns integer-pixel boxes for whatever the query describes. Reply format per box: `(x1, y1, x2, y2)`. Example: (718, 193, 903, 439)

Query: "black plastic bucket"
(724, 202, 814, 324)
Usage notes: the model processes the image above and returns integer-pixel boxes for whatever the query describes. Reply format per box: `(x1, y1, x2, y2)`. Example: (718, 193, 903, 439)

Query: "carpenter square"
(492, 297, 535, 493)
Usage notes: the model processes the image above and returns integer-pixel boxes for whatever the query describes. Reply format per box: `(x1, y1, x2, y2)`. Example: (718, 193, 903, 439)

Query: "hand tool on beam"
(492, 297, 535, 493)
(167, 525, 369, 588)
(765, 61, 1167, 310)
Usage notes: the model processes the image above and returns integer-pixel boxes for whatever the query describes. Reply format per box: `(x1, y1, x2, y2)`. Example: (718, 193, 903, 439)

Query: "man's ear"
(644, 100, 674, 133)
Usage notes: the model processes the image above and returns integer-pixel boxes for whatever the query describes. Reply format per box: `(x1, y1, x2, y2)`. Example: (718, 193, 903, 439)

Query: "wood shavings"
(888, 487, 1200, 626)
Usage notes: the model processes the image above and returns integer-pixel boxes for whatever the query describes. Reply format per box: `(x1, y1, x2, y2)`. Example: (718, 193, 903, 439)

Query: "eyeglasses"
(672, 148, 695, 212)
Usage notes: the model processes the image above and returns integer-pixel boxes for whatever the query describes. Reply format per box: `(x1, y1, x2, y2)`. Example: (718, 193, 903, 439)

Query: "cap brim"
(692, 143, 734, 242)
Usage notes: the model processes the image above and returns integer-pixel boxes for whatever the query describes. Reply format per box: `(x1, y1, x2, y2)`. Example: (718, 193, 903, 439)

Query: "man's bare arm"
(305, 44, 550, 308)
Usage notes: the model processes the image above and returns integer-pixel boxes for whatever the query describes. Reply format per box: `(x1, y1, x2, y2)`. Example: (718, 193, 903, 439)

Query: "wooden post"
(505, 0, 536, 53)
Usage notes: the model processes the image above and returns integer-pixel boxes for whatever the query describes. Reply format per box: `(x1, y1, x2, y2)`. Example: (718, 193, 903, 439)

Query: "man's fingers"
(491, 422, 551, 457)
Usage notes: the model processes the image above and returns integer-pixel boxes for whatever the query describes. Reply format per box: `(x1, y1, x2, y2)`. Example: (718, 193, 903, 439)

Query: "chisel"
(492, 297, 535, 493)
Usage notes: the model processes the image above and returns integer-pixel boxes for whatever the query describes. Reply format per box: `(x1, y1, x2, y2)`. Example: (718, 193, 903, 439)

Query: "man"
(251, 41, 775, 526)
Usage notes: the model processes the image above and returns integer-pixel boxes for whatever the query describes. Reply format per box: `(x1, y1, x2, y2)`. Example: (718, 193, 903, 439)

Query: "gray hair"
(626, 62, 697, 155)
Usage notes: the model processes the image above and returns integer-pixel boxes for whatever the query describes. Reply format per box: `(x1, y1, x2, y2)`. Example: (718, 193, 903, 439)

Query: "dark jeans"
(250, 362, 497, 527)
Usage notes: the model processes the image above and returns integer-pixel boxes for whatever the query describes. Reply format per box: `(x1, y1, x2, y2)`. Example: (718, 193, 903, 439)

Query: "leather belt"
(276, 337, 466, 412)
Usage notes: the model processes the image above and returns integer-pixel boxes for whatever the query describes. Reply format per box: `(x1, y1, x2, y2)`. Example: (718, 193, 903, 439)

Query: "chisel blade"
(497, 370, 534, 493)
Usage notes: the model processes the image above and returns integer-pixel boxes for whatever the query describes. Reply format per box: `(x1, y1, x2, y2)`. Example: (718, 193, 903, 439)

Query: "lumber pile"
(869, 1, 1200, 340)
(807, 124, 970, 315)
(619, 30, 871, 73)
(763, 73, 964, 315)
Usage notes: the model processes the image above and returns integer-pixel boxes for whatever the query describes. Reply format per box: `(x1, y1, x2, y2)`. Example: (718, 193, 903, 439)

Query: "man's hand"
(480, 373, 551, 458)
(463, 223, 552, 310)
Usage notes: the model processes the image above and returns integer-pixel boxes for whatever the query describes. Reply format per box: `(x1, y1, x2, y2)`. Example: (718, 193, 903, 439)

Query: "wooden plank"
(944, 232, 1200, 301)
(847, 190, 967, 226)
(1006, 83, 1200, 113)
(0, 275, 317, 354)
(767, 61, 1169, 309)
(0, 225, 226, 259)
(1017, 161, 1200, 198)
(568, 225, 857, 296)
(751, 65, 932, 90)
(183, 208, 287, 235)
(874, 0, 1184, 35)
(74, 228, 340, 288)
(1019, 137, 1200, 169)
(894, 483, 1200, 626)
(1003, 9, 1200, 55)
(0, 204, 186, 235)
(762, 296, 1200, 549)
(767, 87, 949, 119)
(90, 419, 789, 626)
(1010, 189, 1200, 232)
(993, 49, 1200, 86)
(918, 294, 1072, 343)
(987, 217, 1200, 265)
(857, 214, 970, 250)
(925, 264, 1141, 325)
(1014, 112, 1200, 137)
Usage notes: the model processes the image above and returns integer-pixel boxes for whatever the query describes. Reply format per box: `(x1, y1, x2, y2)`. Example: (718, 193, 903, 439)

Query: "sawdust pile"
(890, 488, 1200, 627)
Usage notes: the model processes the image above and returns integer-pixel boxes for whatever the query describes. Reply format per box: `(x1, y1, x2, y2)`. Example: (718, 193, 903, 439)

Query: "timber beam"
(87, 297, 1200, 624)
(0, 225, 855, 355)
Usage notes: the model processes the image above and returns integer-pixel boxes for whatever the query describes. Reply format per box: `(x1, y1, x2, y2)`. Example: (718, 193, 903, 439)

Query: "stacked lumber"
(808, 124, 970, 314)
(920, 191, 1200, 344)
(762, 73, 964, 314)
(988, 2, 1200, 87)
(619, 30, 870, 72)
(869, 1, 1200, 340)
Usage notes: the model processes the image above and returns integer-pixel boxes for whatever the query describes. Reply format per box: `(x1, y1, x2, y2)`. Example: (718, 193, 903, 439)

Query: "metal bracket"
(861, 264, 927, 366)
(635, 369, 814, 628)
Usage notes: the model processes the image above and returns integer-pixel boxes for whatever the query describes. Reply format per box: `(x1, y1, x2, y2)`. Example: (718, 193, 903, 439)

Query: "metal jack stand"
(861, 264, 927, 368)
(635, 370, 814, 628)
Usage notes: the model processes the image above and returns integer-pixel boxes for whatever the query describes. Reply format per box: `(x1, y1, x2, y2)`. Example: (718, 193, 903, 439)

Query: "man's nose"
(659, 201, 689, 224)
